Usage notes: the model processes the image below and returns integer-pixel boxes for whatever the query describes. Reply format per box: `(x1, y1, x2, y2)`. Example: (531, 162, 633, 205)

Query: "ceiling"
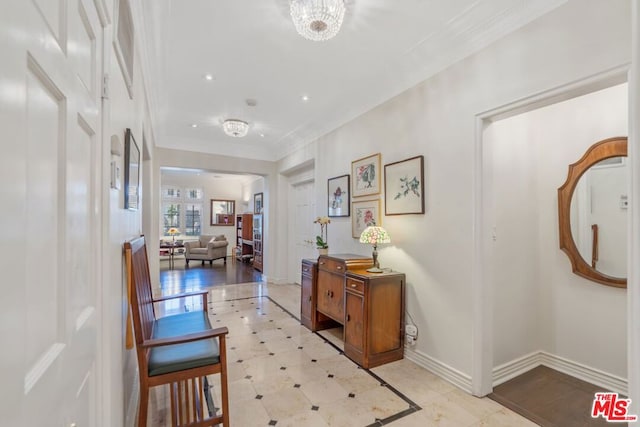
(140, 0, 568, 162)
(160, 167, 260, 185)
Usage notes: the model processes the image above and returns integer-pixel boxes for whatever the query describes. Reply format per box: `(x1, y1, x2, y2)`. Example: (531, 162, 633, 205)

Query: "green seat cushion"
(148, 311, 220, 377)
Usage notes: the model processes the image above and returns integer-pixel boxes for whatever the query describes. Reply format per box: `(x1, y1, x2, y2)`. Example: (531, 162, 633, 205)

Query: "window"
(162, 185, 181, 199)
(185, 188, 203, 200)
(162, 203, 181, 235)
(184, 203, 203, 236)
(161, 185, 204, 236)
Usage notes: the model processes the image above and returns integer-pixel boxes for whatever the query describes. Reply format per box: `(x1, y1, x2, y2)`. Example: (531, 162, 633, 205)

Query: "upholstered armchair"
(184, 235, 229, 266)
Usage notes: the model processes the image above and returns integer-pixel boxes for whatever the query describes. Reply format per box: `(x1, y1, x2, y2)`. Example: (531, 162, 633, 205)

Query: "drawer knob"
(303, 268, 309, 272)
(320, 261, 325, 265)
(346, 314, 351, 321)
(337, 266, 343, 270)
(350, 283, 356, 288)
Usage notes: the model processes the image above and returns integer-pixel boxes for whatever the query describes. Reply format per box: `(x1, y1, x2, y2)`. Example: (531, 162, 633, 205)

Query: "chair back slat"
(124, 236, 156, 369)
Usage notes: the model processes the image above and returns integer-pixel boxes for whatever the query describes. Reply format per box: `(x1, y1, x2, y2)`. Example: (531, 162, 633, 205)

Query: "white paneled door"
(0, 0, 103, 425)
(288, 180, 317, 283)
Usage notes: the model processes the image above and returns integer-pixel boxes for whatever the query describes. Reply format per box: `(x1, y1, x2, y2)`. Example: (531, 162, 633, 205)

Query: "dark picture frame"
(254, 192, 263, 214)
(384, 155, 425, 215)
(328, 174, 350, 217)
(124, 128, 140, 210)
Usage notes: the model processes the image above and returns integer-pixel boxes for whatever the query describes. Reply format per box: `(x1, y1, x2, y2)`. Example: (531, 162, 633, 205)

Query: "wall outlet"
(405, 324, 418, 337)
(405, 334, 416, 346)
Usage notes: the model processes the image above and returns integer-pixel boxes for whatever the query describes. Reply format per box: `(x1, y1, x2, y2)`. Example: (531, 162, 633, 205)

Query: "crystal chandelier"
(222, 119, 249, 138)
(290, 0, 345, 42)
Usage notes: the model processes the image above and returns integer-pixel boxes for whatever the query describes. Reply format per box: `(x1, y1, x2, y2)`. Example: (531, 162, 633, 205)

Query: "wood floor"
(489, 366, 625, 427)
(159, 256, 263, 292)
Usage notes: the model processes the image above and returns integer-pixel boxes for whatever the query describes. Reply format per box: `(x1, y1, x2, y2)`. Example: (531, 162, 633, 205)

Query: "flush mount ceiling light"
(222, 119, 249, 138)
(290, 0, 345, 41)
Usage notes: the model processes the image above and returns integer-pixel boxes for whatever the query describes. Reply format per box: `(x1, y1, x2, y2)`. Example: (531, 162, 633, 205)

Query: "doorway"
(480, 82, 628, 418)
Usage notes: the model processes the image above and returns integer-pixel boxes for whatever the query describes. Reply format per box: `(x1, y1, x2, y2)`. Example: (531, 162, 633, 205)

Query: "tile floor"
(148, 282, 538, 426)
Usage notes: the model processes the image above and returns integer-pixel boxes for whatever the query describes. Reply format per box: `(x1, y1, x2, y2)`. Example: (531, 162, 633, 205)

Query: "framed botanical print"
(384, 155, 425, 215)
(351, 153, 381, 198)
(254, 192, 263, 213)
(352, 199, 381, 238)
(328, 174, 350, 217)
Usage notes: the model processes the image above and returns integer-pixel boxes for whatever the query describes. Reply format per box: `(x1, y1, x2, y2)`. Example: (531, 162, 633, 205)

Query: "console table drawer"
(318, 257, 346, 274)
(346, 277, 364, 294)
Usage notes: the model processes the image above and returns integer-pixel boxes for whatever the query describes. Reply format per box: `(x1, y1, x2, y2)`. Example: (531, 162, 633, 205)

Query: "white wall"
(276, 0, 631, 385)
(105, 13, 153, 426)
(487, 84, 628, 378)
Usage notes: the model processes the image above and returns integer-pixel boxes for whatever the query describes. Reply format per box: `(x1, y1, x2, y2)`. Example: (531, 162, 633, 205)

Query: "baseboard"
(263, 275, 289, 285)
(492, 351, 542, 387)
(492, 351, 628, 395)
(404, 347, 473, 393)
(124, 368, 139, 427)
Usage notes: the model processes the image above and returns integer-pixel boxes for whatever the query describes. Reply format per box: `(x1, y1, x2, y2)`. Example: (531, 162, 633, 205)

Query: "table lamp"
(359, 225, 391, 273)
(167, 227, 179, 242)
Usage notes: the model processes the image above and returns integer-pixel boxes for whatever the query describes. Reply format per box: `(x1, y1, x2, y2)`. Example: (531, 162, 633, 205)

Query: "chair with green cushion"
(124, 235, 230, 426)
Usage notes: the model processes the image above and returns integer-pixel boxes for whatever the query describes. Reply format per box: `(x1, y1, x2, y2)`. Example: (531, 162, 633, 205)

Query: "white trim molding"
(492, 351, 628, 396)
(627, 0, 640, 415)
(125, 368, 140, 427)
(405, 347, 473, 394)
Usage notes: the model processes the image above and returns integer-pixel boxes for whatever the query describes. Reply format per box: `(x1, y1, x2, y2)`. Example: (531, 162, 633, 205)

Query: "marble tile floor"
(148, 282, 538, 426)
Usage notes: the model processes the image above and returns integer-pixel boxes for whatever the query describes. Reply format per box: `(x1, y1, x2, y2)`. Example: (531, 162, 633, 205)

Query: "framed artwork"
(114, 0, 134, 99)
(124, 128, 140, 210)
(351, 153, 381, 198)
(384, 155, 425, 215)
(352, 199, 381, 238)
(254, 192, 263, 213)
(328, 174, 350, 217)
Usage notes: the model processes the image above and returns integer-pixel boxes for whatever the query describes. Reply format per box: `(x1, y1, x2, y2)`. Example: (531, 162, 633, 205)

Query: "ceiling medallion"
(222, 119, 249, 138)
(290, 0, 345, 42)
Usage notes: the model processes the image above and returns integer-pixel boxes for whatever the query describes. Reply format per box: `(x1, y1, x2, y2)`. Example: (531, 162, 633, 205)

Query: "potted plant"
(314, 216, 330, 255)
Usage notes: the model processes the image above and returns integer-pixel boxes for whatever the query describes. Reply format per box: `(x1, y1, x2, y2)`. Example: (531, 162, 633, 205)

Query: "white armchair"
(184, 235, 228, 266)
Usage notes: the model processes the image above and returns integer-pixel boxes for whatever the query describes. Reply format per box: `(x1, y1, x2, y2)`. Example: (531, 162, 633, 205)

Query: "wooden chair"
(124, 236, 230, 426)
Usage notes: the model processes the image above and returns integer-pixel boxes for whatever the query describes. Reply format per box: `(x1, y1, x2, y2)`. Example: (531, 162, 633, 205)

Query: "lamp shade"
(359, 226, 391, 245)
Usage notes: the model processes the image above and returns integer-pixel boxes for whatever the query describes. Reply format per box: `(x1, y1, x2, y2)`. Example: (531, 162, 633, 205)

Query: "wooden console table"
(301, 254, 405, 368)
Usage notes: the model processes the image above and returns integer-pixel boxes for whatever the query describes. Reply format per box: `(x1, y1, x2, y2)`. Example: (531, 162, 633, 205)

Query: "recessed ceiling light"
(204, 74, 214, 81)
(191, 123, 198, 128)
(301, 95, 309, 102)
(259, 133, 265, 138)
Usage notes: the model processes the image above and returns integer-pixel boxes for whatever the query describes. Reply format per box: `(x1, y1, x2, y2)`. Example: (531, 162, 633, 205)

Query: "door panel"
(288, 180, 316, 283)
(345, 292, 364, 351)
(2, 0, 103, 424)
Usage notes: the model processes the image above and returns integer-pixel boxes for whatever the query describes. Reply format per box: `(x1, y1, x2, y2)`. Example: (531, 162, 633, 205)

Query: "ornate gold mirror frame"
(558, 136, 627, 288)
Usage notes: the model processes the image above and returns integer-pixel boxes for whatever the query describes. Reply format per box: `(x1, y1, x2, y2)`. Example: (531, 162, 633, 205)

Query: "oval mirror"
(558, 137, 627, 287)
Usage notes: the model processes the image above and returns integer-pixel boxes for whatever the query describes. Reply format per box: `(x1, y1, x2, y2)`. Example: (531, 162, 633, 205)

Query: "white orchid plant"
(313, 216, 331, 249)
